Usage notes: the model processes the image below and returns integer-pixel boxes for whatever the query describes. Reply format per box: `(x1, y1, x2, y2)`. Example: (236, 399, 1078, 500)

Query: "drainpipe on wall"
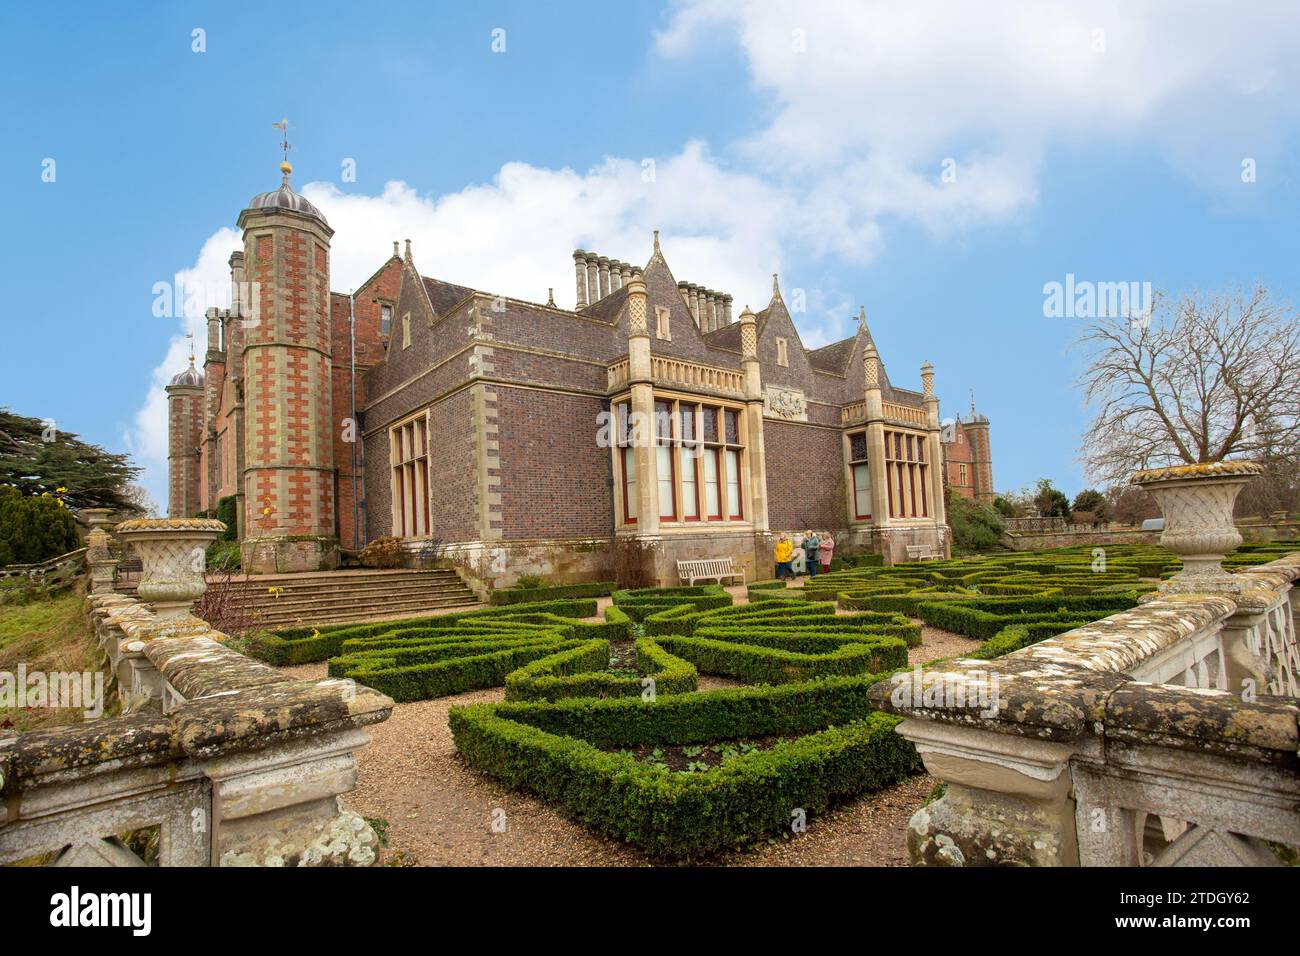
(602, 398, 616, 578)
(349, 291, 359, 552)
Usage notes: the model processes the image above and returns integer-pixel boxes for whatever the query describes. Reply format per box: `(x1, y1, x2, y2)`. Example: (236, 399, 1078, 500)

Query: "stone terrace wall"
(0, 592, 392, 866)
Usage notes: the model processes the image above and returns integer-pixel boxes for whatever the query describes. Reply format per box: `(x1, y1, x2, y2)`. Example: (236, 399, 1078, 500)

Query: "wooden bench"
(677, 557, 746, 587)
(905, 544, 941, 561)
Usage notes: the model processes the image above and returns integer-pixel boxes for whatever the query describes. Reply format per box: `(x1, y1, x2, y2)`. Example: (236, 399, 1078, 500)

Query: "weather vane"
(185, 331, 195, 363)
(272, 118, 292, 180)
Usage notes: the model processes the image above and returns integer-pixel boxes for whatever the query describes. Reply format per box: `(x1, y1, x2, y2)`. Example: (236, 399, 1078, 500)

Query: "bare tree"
(1075, 284, 1300, 493)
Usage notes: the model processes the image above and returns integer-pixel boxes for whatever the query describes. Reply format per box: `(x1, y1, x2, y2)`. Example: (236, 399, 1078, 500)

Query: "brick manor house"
(166, 163, 995, 587)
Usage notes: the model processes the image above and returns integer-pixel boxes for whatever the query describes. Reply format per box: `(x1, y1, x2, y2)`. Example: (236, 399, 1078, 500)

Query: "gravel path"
(277, 590, 969, 866)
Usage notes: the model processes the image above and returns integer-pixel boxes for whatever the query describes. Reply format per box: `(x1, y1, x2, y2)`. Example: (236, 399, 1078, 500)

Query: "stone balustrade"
(607, 354, 745, 398)
(841, 399, 928, 428)
(0, 518, 392, 866)
(870, 551, 1300, 867)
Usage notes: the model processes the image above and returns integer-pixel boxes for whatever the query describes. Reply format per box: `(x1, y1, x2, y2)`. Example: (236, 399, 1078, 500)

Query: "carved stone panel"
(764, 386, 807, 422)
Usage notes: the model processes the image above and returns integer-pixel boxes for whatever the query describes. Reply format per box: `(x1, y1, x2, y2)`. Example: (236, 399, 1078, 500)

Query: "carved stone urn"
(1131, 460, 1261, 594)
(113, 518, 226, 619)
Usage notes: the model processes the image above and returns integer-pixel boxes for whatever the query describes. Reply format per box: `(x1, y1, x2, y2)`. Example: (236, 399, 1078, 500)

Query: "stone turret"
(166, 358, 204, 518)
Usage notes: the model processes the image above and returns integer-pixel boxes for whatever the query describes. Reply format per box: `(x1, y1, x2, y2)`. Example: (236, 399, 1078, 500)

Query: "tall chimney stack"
(573, 250, 589, 309)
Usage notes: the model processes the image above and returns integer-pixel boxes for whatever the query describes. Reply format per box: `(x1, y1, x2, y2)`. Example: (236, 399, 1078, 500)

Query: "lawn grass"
(0, 586, 114, 732)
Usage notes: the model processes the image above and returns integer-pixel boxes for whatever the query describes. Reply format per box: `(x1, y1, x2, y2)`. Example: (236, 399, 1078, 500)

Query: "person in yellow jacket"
(774, 534, 794, 581)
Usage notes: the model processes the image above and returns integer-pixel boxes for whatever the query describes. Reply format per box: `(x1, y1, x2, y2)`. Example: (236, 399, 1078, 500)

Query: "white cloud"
(657, 0, 1300, 216)
(126, 228, 241, 507)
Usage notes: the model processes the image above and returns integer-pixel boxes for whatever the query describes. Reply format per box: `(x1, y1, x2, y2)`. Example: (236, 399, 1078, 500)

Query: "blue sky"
(3, 1, 1298, 511)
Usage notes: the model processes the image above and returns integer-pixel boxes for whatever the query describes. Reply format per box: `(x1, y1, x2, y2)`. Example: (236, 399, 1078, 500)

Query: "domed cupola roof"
(244, 161, 328, 225)
(168, 359, 204, 388)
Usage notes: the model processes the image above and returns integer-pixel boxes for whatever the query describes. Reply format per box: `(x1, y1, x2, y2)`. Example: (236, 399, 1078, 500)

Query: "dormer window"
(656, 306, 671, 341)
(380, 304, 393, 338)
(776, 338, 789, 367)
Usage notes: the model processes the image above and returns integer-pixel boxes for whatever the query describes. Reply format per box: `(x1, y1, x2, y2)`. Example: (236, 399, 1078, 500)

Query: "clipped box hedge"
(247, 598, 599, 664)
(449, 673, 919, 859)
(489, 580, 616, 605)
(656, 626, 909, 684)
(504, 637, 698, 702)
(916, 593, 1139, 641)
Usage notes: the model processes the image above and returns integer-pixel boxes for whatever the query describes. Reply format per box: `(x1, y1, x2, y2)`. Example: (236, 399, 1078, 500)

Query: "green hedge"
(915, 593, 1139, 640)
(504, 637, 698, 702)
(489, 580, 616, 605)
(969, 620, 1089, 659)
(449, 673, 919, 859)
(331, 633, 590, 702)
(656, 628, 908, 684)
(247, 599, 599, 664)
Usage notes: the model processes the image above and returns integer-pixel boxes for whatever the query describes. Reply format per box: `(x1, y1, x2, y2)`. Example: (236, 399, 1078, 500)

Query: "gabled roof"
(422, 276, 476, 317)
(581, 284, 629, 323)
(807, 337, 855, 374)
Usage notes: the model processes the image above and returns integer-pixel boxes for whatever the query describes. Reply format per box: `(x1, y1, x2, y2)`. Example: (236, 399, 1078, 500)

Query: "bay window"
(614, 396, 748, 527)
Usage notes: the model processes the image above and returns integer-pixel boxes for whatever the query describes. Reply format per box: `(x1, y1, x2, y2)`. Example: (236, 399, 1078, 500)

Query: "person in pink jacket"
(819, 531, 835, 573)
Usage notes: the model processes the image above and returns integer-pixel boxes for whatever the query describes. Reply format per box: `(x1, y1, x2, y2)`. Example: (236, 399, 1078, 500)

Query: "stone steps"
(199, 568, 480, 629)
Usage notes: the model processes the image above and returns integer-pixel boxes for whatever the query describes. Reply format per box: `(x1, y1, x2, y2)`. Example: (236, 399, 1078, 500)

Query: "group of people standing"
(773, 530, 835, 581)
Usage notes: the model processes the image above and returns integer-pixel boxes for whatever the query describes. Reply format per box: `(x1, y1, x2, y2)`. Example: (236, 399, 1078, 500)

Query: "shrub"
(205, 539, 241, 571)
(515, 574, 545, 590)
(246, 599, 600, 664)
(0, 487, 79, 566)
(359, 536, 403, 569)
(215, 495, 238, 541)
(947, 494, 1007, 553)
(916, 593, 1139, 641)
(490, 580, 615, 605)
(450, 674, 919, 859)
(505, 637, 698, 702)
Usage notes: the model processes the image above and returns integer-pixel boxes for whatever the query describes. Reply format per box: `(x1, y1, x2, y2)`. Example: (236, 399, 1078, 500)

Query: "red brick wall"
(763, 419, 846, 530)
(496, 386, 612, 540)
(427, 390, 478, 542)
(944, 422, 976, 500)
(329, 260, 401, 549)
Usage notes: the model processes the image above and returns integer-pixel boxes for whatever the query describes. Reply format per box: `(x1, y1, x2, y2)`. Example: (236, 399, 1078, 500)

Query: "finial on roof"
(393, 241, 399, 258)
(970, 389, 976, 417)
(772, 273, 782, 299)
(272, 118, 292, 184)
(653, 229, 661, 255)
(857, 306, 867, 333)
(186, 332, 195, 364)
(404, 239, 412, 264)
(546, 287, 555, 307)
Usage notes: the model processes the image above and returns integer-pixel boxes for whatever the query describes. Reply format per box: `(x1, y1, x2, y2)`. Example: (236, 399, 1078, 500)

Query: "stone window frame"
(846, 429, 872, 520)
(776, 338, 789, 367)
(611, 391, 751, 530)
(884, 428, 929, 519)
(378, 301, 394, 339)
(655, 305, 671, 341)
(389, 410, 430, 538)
